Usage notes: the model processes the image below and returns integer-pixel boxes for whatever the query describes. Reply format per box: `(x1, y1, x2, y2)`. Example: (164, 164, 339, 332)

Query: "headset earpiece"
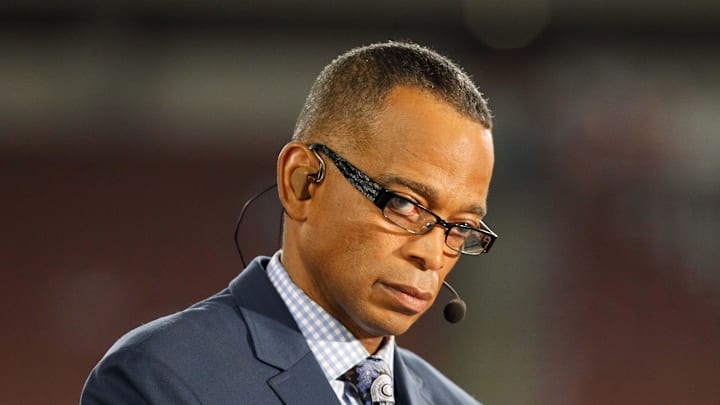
(290, 168, 312, 200)
(287, 146, 325, 201)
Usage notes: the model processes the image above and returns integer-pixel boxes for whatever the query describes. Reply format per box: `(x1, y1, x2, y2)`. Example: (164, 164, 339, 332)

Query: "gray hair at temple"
(292, 41, 493, 150)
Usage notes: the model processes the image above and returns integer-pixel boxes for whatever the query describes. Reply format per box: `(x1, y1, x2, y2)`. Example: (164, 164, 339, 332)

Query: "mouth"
(380, 282, 434, 314)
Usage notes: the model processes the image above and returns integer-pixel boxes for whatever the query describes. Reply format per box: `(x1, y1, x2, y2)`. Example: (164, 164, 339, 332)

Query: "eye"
(446, 226, 474, 248)
(458, 222, 480, 230)
(453, 225, 473, 235)
(447, 223, 482, 244)
(385, 195, 420, 220)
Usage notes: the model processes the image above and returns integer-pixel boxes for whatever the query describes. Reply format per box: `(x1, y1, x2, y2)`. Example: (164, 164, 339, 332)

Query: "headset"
(233, 181, 467, 323)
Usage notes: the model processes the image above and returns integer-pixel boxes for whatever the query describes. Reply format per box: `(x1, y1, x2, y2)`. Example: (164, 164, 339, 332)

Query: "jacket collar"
(228, 256, 339, 404)
(228, 256, 435, 405)
(393, 347, 433, 405)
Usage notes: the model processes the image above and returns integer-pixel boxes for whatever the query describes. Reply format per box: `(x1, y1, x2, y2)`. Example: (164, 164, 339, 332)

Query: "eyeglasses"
(308, 143, 498, 255)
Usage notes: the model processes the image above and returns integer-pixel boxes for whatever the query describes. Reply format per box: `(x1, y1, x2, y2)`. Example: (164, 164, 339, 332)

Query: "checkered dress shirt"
(266, 251, 395, 404)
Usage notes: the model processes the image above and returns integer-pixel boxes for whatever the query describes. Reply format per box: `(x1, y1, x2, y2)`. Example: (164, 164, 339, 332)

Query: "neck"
(359, 335, 386, 355)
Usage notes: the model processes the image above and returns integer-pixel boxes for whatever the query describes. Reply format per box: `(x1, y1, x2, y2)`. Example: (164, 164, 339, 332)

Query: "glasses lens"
(382, 193, 496, 255)
(453, 229, 493, 255)
(382, 195, 436, 233)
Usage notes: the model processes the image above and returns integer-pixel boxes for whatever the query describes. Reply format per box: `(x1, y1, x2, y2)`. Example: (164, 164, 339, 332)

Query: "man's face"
(296, 86, 494, 340)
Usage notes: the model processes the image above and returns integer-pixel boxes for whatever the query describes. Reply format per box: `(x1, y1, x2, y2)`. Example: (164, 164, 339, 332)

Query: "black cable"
(234, 184, 278, 267)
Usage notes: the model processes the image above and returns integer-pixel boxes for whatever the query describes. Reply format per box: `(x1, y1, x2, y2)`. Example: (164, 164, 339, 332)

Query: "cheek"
(320, 222, 391, 271)
(315, 196, 401, 257)
(307, 182, 415, 286)
(338, 217, 409, 265)
(309, 218, 404, 300)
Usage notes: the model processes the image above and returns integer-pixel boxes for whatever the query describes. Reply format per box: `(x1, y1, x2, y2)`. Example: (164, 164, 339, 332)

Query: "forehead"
(355, 86, 494, 213)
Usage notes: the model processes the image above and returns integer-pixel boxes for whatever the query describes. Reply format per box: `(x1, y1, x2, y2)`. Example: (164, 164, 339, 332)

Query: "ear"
(277, 142, 321, 220)
(290, 167, 312, 200)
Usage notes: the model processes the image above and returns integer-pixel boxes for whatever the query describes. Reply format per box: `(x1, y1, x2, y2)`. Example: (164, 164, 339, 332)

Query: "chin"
(361, 312, 418, 337)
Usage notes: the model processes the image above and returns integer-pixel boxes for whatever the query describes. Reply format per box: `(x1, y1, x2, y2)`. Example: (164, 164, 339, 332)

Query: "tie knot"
(341, 356, 395, 405)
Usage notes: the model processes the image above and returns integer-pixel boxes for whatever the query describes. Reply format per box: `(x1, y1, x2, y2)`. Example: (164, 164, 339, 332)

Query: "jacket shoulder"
(107, 288, 246, 359)
(82, 288, 262, 404)
(397, 347, 482, 405)
(82, 258, 282, 404)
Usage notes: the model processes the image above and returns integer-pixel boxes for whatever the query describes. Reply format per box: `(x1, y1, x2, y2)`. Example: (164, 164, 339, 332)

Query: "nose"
(401, 225, 449, 271)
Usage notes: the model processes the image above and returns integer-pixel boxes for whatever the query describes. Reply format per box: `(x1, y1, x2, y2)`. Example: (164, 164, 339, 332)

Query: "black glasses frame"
(308, 143, 498, 255)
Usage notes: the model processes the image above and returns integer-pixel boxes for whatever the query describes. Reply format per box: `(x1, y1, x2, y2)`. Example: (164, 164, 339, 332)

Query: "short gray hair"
(292, 41, 492, 149)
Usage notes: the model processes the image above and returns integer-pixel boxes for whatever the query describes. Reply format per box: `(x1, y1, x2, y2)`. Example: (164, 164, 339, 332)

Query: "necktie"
(341, 356, 395, 405)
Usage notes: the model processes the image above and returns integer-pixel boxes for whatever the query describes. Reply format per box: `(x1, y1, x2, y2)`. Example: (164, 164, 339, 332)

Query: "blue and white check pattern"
(266, 251, 395, 404)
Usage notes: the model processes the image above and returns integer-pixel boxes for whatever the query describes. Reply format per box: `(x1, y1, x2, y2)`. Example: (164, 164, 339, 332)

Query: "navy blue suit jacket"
(81, 257, 481, 404)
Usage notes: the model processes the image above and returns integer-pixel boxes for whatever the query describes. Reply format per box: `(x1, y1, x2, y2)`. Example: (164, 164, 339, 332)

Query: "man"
(82, 41, 496, 404)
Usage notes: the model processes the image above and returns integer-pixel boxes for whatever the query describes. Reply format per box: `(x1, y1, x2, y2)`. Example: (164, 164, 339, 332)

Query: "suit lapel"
(394, 348, 433, 405)
(267, 351, 340, 405)
(229, 257, 339, 405)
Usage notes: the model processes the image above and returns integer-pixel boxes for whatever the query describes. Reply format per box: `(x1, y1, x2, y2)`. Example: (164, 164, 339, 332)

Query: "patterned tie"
(341, 356, 395, 405)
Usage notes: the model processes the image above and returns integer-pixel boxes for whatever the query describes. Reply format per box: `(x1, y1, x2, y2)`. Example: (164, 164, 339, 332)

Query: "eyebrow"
(374, 173, 487, 218)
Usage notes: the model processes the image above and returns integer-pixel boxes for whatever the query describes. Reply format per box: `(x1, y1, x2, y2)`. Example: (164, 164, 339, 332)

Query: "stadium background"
(2, 1, 719, 403)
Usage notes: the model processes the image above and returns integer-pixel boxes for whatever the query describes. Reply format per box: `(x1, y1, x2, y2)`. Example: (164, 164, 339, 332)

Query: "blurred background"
(2, 1, 719, 404)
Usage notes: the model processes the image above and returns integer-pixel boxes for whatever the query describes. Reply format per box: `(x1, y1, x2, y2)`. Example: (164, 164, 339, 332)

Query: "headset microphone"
(234, 184, 468, 324)
(442, 281, 467, 323)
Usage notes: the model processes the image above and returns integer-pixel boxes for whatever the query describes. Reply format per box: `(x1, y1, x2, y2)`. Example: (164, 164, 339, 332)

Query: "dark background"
(2, 1, 719, 404)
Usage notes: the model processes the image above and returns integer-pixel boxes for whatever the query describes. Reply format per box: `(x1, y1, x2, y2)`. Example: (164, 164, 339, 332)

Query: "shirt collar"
(265, 250, 395, 382)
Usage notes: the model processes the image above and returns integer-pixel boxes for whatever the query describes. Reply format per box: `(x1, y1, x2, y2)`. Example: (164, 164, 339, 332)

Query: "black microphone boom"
(442, 281, 467, 323)
(234, 184, 468, 324)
